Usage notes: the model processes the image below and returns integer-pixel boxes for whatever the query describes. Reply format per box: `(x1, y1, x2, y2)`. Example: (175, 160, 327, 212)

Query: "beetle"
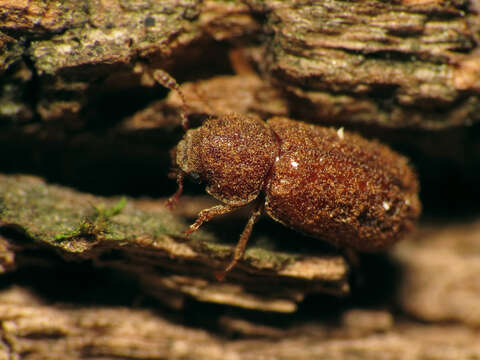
(153, 70, 421, 279)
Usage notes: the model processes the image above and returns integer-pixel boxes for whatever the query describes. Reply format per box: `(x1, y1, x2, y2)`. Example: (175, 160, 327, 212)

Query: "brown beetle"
(154, 70, 421, 278)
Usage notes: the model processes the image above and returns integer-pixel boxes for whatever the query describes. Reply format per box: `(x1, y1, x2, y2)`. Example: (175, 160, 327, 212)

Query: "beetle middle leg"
(217, 200, 263, 280)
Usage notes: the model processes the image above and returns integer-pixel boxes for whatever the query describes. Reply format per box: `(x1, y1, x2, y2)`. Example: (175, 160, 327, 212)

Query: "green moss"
(30, 1, 203, 75)
(0, 175, 185, 248)
(54, 228, 81, 241)
(0, 175, 320, 274)
(245, 247, 296, 269)
(0, 174, 227, 259)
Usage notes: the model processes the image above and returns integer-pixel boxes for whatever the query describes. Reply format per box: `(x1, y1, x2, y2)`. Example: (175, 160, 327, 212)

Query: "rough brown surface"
(0, 0, 479, 129)
(170, 112, 420, 277)
(0, 286, 480, 360)
(1, 0, 480, 358)
(248, 0, 480, 129)
(0, 0, 260, 126)
(177, 113, 278, 205)
(2, 173, 480, 358)
(0, 174, 349, 312)
(265, 117, 420, 251)
(165, 74, 290, 120)
(394, 220, 480, 327)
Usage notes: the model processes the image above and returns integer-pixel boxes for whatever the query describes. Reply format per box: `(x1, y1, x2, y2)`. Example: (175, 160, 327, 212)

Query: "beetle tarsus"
(214, 271, 227, 282)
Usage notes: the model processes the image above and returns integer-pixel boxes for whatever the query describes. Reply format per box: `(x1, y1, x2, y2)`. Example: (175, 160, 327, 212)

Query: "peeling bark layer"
(0, 0, 478, 129)
(0, 286, 479, 360)
(0, 174, 349, 312)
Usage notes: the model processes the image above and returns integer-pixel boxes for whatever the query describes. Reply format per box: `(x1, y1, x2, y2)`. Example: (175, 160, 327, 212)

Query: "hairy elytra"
(155, 70, 421, 278)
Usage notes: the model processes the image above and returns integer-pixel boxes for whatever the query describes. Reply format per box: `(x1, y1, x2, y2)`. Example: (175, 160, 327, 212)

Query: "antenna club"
(152, 69, 189, 130)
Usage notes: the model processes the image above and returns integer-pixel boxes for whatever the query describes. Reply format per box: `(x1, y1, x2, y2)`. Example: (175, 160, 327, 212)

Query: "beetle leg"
(166, 172, 185, 210)
(186, 204, 239, 235)
(217, 201, 263, 281)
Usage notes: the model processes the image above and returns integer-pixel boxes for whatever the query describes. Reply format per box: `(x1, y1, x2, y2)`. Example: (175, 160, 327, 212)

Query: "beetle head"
(176, 127, 203, 181)
(176, 114, 278, 206)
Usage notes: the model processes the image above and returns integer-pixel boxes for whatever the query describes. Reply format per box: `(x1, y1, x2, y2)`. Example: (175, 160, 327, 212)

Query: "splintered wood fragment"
(164, 74, 289, 120)
(1, 0, 477, 130)
(278, 257, 347, 281)
(250, 0, 480, 129)
(142, 274, 301, 313)
(0, 174, 349, 311)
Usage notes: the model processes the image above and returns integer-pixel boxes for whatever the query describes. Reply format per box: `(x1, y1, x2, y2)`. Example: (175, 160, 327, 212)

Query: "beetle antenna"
(152, 69, 189, 131)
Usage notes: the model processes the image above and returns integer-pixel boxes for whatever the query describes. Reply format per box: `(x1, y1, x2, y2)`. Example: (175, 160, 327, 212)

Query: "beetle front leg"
(186, 204, 239, 235)
(166, 172, 185, 210)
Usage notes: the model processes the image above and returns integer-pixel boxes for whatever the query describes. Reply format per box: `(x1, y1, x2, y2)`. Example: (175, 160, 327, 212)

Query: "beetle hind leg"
(216, 201, 263, 281)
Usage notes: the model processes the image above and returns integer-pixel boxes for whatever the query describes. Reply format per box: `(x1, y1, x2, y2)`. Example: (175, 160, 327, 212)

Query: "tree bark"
(1, 0, 480, 358)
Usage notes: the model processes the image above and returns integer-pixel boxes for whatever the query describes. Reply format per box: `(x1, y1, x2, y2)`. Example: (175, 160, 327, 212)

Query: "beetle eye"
(189, 172, 201, 183)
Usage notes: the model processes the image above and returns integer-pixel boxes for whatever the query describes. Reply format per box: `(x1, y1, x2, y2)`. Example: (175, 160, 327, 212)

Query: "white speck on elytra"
(291, 160, 299, 168)
(383, 201, 391, 211)
(337, 127, 344, 140)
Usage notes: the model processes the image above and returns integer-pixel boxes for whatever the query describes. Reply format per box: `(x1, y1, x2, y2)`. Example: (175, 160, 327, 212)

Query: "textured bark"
(394, 220, 480, 327)
(2, 175, 480, 357)
(0, 0, 479, 199)
(0, 286, 480, 360)
(1, 0, 480, 358)
(0, 0, 478, 128)
(248, 0, 480, 129)
(0, 174, 349, 312)
(0, 0, 260, 126)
